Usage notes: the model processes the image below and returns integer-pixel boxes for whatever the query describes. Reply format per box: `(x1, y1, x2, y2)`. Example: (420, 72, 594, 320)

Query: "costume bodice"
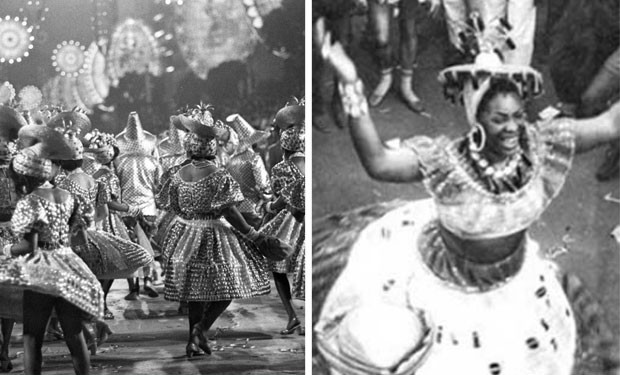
(94, 166, 122, 205)
(162, 168, 244, 220)
(11, 193, 91, 246)
(56, 174, 101, 207)
(270, 158, 303, 197)
(404, 118, 575, 240)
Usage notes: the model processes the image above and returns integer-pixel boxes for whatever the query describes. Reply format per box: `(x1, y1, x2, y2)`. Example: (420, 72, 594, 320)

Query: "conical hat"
(120, 111, 145, 141)
(0, 105, 28, 142)
(226, 114, 269, 151)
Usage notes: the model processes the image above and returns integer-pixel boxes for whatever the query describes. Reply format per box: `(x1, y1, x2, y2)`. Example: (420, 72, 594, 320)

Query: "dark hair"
(189, 154, 216, 161)
(475, 77, 522, 123)
(58, 159, 83, 171)
(8, 160, 47, 195)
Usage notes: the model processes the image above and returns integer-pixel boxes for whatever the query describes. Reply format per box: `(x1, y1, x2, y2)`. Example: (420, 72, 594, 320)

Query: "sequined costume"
(93, 165, 132, 241)
(226, 149, 271, 214)
(261, 158, 305, 299)
(0, 193, 103, 320)
(159, 168, 270, 301)
(113, 149, 162, 217)
(56, 174, 153, 279)
(0, 164, 19, 249)
(314, 118, 618, 374)
(154, 161, 188, 262)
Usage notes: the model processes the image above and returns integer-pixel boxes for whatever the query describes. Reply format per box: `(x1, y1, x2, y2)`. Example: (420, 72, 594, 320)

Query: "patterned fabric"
(261, 158, 305, 298)
(160, 168, 270, 301)
(57, 174, 153, 279)
(0, 193, 103, 320)
(153, 161, 187, 260)
(280, 126, 305, 153)
(0, 165, 19, 215)
(403, 118, 575, 240)
(93, 165, 132, 241)
(182, 132, 217, 159)
(226, 149, 271, 213)
(113, 151, 162, 216)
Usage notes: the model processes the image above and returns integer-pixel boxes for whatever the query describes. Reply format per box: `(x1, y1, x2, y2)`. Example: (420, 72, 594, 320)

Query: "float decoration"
(52, 40, 88, 77)
(0, 16, 34, 64)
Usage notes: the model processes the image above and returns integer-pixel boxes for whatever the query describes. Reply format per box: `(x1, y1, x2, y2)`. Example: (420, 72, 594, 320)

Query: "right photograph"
(312, 1, 619, 374)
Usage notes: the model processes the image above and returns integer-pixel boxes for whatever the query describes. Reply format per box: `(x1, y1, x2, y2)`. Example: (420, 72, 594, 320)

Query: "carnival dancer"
(84, 130, 148, 320)
(260, 108, 306, 335)
(224, 114, 272, 229)
(0, 106, 27, 372)
(158, 105, 291, 357)
(314, 16, 620, 375)
(48, 110, 152, 352)
(0, 125, 103, 375)
(115, 112, 162, 300)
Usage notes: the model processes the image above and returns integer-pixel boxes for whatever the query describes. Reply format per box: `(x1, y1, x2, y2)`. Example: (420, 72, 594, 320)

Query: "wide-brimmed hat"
(226, 114, 269, 151)
(46, 107, 92, 142)
(273, 98, 305, 130)
(17, 124, 75, 160)
(437, 13, 543, 126)
(0, 105, 28, 142)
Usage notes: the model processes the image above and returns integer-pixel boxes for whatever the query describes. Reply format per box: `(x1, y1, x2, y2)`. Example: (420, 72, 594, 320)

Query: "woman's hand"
(570, 99, 620, 153)
(321, 32, 359, 85)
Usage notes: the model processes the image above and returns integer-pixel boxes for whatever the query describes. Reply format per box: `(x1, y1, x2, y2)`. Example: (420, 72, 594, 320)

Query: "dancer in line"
(0, 124, 103, 375)
(261, 106, 306, 335)
(158, 106, 290, 357)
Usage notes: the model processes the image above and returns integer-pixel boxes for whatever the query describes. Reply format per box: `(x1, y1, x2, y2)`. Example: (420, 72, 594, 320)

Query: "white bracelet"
(2, 244, 12, 257)
(339, 79, 368, 118)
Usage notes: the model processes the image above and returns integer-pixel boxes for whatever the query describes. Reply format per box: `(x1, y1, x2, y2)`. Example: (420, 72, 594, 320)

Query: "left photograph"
(0, 0, 305, 374)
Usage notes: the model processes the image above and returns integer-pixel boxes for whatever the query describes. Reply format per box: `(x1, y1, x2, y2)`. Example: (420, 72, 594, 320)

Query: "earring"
(468, 123, 486, 153)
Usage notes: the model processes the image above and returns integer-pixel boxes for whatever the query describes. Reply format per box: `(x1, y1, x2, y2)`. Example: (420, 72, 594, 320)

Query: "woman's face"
(479, 92, 526, 158)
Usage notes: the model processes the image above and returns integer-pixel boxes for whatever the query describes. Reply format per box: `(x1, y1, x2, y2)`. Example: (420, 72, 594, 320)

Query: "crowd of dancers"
(0, 96, 305, 374)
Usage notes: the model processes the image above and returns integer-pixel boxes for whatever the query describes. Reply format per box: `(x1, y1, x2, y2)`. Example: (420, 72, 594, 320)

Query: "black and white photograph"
(312, 0, 619, 374)
(0, 0, 305, 374)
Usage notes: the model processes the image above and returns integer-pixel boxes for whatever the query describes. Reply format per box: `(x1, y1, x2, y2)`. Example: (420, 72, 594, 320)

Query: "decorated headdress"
(225, 113, 269, 153)
(85, 129, 118, 165)
(115, 112, 158, 157)
(438, 13, 543, 127)
(171, 103, 225, 158)
(273, 96, 305, 130)
(280, 125, 305, 153)
(46, 106, 93, 143)
(63, 131, 84, 160)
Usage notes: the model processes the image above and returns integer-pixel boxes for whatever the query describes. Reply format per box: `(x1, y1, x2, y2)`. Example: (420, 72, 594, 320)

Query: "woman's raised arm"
(322, 34, 423, 183)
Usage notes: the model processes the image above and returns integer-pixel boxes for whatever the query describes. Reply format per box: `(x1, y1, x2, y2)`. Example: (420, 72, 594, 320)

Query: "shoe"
(280, 317, 301, 335)
(143, 278, 159, 298)
(400, 93, 425, 114)
(368, 69, 393, 107)
(191, 324, 212, 355)
(185, 342, 201, 358)
(103, 307, 114, 320)
(124, 291, 139, 301)
(96, 321, 113, 346)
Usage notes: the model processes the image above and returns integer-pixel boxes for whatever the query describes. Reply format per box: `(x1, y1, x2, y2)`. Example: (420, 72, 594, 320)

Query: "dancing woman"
(0, 125, 103, 375)
(261, 117, 306, 335)
(159, 106, 290, 357)
(313, 18, 620, 374)
(84, 130, 145, 320)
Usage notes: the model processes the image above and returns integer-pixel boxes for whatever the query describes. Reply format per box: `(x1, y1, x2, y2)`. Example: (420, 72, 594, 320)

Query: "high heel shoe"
(186, 342, 200, 358)
(191, 324, 211, 355)
(280, 317, 301, 335)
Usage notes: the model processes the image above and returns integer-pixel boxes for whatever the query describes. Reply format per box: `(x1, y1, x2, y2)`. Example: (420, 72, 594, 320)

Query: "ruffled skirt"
(73, 229, 153, 279)
(0, 247, 104, 321)
(261, 210, 305, 299)
(154, 210, 177, 262)
(163, 217, 270, 302)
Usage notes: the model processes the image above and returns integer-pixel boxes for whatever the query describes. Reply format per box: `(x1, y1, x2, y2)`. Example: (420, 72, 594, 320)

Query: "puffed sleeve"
(281, 177, 305, 212)
(11, 195, 40, 237)
(69, 193, 95, 229)
(208, 170, 244, 212)
(270, 162, 291, 197)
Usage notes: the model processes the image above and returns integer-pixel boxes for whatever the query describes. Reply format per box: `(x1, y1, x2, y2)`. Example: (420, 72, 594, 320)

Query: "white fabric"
(316, 199, 577, 375)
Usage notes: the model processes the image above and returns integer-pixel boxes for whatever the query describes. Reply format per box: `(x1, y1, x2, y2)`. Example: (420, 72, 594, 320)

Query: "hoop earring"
(468, 123, 486, 153)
